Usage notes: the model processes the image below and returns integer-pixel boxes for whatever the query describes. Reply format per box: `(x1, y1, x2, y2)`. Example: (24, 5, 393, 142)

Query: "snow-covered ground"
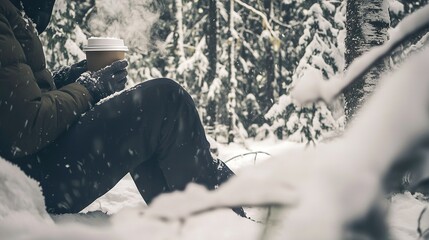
(0, 138, 428, 240)
(83, 138, 303, 217)
(0, 138, 297, 240)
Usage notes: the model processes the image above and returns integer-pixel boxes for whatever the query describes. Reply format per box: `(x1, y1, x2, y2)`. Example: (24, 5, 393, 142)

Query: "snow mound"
(0, 157, 50, 221)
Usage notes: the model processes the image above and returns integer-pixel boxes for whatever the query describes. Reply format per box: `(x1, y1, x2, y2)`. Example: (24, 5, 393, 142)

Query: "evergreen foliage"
(41, 0, 88, 69)
(265, 0, 345, 143)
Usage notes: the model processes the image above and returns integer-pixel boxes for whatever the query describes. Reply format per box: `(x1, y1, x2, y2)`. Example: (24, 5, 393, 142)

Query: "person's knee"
(126, 78, 184, 105)
(141, 78, 182, 91)
(144, 78, 191, 103)
(155, 78, 180, 87)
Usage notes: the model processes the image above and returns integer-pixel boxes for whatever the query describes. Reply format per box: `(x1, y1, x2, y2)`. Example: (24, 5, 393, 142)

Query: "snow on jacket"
(0, 0, 93, 159)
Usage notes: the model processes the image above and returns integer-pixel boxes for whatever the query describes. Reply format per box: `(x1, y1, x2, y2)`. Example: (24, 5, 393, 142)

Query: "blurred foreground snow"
(0, 139, 295, 240)
(0, 138, 428, 240)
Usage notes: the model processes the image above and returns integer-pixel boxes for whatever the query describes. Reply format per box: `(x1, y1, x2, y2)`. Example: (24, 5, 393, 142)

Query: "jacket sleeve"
(0, 10, 94, 159)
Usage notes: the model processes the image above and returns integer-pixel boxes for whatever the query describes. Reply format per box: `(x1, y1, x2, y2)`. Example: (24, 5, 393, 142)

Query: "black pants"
(16, 78, 235, 214)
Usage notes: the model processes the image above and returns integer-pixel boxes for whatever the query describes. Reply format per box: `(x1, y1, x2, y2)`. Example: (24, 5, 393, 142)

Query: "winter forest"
(38, 0, 426, 144)
(4, 0, 429, 239)
(41, 0, 346, 143)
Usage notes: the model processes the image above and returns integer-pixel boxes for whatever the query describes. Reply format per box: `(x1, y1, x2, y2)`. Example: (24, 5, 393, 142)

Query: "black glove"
(76, 60, 128, 103)
(52, 60, 88, 89)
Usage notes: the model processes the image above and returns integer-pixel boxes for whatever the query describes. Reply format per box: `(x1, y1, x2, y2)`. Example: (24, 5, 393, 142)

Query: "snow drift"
(0, 158, 50, 221)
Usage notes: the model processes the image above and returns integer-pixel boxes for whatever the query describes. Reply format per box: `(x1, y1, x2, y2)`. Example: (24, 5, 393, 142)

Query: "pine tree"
(265, 0, 345, 143)
(41, 0, 90, 70)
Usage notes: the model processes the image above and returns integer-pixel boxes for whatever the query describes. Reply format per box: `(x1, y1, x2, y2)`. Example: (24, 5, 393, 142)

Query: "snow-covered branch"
(291, 4, 429, 105)
(234, 0, 279, 41)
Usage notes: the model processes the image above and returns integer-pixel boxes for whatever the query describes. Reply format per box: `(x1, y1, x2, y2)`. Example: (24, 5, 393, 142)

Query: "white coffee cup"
(83, 37, 129, 71)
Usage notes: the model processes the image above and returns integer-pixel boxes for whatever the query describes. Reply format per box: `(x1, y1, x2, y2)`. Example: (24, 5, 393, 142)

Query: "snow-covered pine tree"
(206, 0, 246, 143)
(218, 0, 282, 141)
(171, 0, 224, 137)
(266, 0, 345, 143)
(175, 1, 210, 92)
(219, 0, 281, 143)
(224, 0, 263, 136)
(41, 0, 90, 70)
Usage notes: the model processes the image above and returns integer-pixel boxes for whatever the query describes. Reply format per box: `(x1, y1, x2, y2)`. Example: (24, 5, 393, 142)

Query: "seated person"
(0, 0, 244, 216)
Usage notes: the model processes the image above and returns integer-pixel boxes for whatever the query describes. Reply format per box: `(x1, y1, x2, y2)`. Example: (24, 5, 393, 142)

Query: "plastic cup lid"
(83, 37, 129, 52)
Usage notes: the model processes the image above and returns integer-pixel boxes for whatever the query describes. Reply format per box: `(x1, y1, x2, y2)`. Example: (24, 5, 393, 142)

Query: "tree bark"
(175, 0, 187, 87)
(227, 0, 235, 143)
(344, 0, 390, 120)
(206, 0, 217, 127)
(262, 0, 275, 112)
(207, 0, 217, 83)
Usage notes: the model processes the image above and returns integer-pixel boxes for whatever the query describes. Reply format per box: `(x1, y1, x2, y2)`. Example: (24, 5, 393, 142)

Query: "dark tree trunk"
(344, 1, 390, 121)
(207, 0, 217, 83)
(262, 0, 275, 112)
(277, 45, 285, 96)
(226, 0, 235, 143)
(206, 0, 218, 127)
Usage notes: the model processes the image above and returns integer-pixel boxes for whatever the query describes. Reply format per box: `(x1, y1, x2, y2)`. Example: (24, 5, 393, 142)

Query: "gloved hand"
(76, 59, 128, 103)
(52, 60, 88, 89)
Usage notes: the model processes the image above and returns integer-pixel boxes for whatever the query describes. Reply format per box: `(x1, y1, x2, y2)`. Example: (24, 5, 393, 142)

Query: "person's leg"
(138, 80, 235, 192)
(131, 158, 236, 204)
(15, 78, 239, 214)
(128, 81, 244, 215)
(130, 158, 171, 204)
(17, 79, 171, 213)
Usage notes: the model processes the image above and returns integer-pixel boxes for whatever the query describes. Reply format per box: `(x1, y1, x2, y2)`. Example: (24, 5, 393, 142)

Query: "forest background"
(40, 0, 428, 145)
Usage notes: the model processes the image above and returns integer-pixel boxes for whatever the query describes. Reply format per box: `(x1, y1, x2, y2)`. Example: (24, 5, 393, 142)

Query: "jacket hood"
(12, 0, 56, 34)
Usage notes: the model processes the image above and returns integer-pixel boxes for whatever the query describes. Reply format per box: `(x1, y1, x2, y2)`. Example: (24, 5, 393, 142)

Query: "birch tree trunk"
(344, 0, 390, 120)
